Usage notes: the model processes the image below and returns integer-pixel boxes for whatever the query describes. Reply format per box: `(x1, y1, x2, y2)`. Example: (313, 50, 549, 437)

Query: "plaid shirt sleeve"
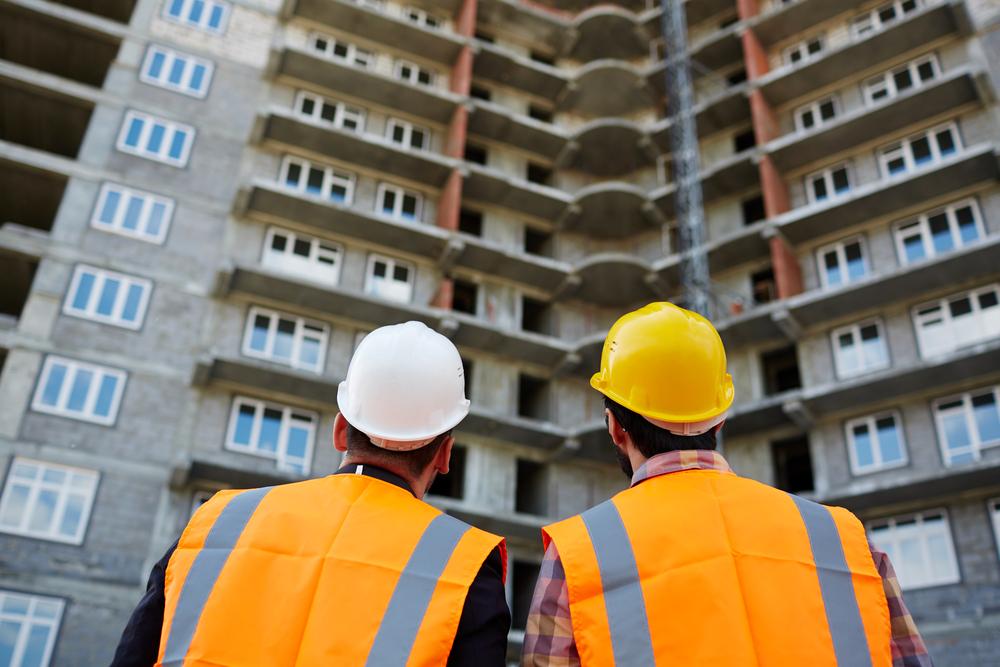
(869, 540, 934, 667)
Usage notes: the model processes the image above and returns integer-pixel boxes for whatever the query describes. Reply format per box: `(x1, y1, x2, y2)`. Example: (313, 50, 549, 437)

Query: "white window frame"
(878, 122, 961, 179)
(0, 590, 64, 667)
(863, 54, 939, 105)
(279, 155, 355, 204)
(386, 118, 429, 151)
(310, 33, 374, 68)
(832, 319, 890, 378)
(116, 110, 195, 167)
(933, 385, 1000, 465)
(783, 34, 824, 66)
(868, 510, 960, 590)
(893, 198, 984, 265)
(912, 284, 1000, 358)
(0, 458, 99, 545)
(816, 236, 869, 290)
(140, 44, 214, 98)
(376, 183, 423, 222)
(293, 91, 366, 133)
(261, 227, 343, 286)
(241, 306, 329, 374)
(364, 254, 415, 303)
(402, 5, 441, 28)
(806, 162, 852, 204)
(846, 412, 908, 475)
(851, 0, 921, 39)
(163, 0, 230, 33)
(225, 397, 316, 474)
(31, 356, 127, 426)
(90, 182, 173, 244)
(794, 96, 839, 133)
(394, 59, 435, 86)
(63, 265, 152, 330)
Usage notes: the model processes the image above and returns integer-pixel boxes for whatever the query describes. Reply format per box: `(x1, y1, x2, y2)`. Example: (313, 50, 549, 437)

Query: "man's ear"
(605, 409, 629, 448)
(333, 413, 349, 453)
(434, 436, 454, 475)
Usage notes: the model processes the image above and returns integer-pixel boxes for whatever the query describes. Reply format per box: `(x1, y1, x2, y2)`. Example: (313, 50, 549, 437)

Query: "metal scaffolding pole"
(660, 0, 710, 317)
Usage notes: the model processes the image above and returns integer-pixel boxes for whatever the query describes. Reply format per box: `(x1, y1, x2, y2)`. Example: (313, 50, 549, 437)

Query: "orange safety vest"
(543, 468, 891, 666)
(156, 473, 505, 666)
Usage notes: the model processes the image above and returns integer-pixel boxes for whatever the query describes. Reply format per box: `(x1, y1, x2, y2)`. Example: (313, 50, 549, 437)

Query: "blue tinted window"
(0, 620, 17, 665)
(72, 272, 95, 310)
(286, 427, 308, 460)
(168, 0, 185, 17)
(903, 236, 925, 263)
(973, 393, 1000, 443)
(97, 278, 120, 317)
(956, 207, 978, 244)
(168, 130, 188, 161)
(122, 284, 145, 323)
(259, 409, 282, 453)
(99, 189, 121, 224)
(234, 404, 255, 445)
(41, 363, 67, 406)
(22, 624, 52, 667)
(147, 123, 166, 154)
(189, 0, 205, 23)
(853, 425, 873, 468)
(942, 412, 971, 453)
(209, 4, 225, 29)
(190, 64, 207, 92)
(124, 117, 144, 147)
(928, 214, 953, 254)
(147, 202, 167, 237)
(148, 51, 167, 79)
(123, 195, 144, 231)
(168, 58, 186, 85)
(877, 418, 903, 463)
(249, 315, 269, 352)
(67, 370, 93, 412)
(94, 374, 119, 417)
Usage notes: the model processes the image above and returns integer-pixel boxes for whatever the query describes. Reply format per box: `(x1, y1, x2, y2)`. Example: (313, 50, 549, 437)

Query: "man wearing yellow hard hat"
(522, 303, 931, 666)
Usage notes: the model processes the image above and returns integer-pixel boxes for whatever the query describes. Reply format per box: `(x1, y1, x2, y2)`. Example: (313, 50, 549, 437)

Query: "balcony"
(725, 392, 799, 439)
(562, 182, 658, 237)
(563, 119, 658, 177)
(452, 235, 570, 293)
(0, 160, 67, 233)
(572, 254, 673, 307)
(0, 224, 40, 328)
(467, 100, 568, 161)
(48, 0, 136, 23)
(462, 164, 570, 221)
(560, 60, 656, 117)
(652, 150, 759, 219)
(755, 0, 972, 106)
(706, 223, 772, 273)
(192, 356, 337, 411)
(448, 311, 573, 367)
(748, 0, 866, 46)
(256, 110, 456, 187)
(766, 67, 990, 172)
(290, 0, 465, 64)
(646, 23, 744, 91)
(473, 41, 567, 101)
(274, 48, 460, 124)
(566, 6, 648, 61)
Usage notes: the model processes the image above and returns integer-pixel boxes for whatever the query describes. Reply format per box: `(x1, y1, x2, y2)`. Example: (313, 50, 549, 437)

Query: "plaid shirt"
(522, 450, 932, 667)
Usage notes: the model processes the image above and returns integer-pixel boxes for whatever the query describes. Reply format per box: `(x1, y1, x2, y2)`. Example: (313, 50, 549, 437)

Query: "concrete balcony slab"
(192, 356, 339, 410)
(569, 120, 657, 177)
(450, 314, 571, 367)
(475, 0, 565, 49)
(467, 101, 567, 161)
(715, 302, 785, 348)
(454, 237, 569, 293)
(707, 223, 771, 273)
(463, 164, 571, 222)
(749, 0, 860, 46)
(566, 182, 655, 237)
(460, 407, 567, 451)
(574, 254, 658, 306)
(180, 458, 304, 490)
(561, 60, 656, 117)
(701, 150, 759, 202)
(568, 7, 648, 61)
(445, 506, 545, 543)
(473, 42, 567, 100)
(724, 391, 800, 438)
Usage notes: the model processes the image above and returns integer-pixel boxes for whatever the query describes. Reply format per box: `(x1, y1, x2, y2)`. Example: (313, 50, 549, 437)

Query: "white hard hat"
(337, 321, 470, 451)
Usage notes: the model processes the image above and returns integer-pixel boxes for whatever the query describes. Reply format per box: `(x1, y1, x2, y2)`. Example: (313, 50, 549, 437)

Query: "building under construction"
(0, 0, 999, 663)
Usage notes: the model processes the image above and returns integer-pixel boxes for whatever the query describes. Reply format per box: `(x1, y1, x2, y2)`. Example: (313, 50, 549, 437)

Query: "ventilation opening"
(526, 163, 552, 186)
(0, 253, 37, 323)
(750, 267, 776, 305)
(733, 128, 757, 153)
(516, 458, 549, 515)
(470, 83, 492, 101)
(524, 227, 553, 257)
(452, 278, 478, 316)
(528, 105, 553, 123)
(427, 444, 466, 499)
(0, 83, 93, 158)
(464, 143, 488, 166)
(0, 161, 67, 233)
(511, 560, 541, 631)
(742, 195, 766, 226)
(521, 296, 551, 335)
(771, 436, 814, 494)
(47, 0, 137, 23)
(517, 373, 550, 421)
(761, 345, 802, 396)
(458, 208, 483, 236)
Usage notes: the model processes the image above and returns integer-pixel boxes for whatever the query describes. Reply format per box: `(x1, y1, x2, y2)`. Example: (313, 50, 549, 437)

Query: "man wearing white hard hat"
(111, 321, 511, 666)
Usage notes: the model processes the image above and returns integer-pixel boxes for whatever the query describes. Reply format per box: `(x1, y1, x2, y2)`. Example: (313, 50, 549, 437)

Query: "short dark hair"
(344, 421, 450, 478)
(604, 396, 716, 457)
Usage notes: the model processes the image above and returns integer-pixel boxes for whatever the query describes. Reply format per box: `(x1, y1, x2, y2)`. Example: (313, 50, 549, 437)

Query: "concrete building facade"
(0, 0, 998, 663)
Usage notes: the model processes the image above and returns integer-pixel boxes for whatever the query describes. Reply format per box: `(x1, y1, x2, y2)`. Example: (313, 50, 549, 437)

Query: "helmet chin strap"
(641, 413, 727, 436)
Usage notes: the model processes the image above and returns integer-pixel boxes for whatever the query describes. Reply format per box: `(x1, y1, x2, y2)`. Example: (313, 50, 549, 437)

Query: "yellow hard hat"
(590, 302, 734, 435)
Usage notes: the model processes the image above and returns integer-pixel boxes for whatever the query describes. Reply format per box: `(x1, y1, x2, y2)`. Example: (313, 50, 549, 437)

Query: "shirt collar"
(630, 450, 734, 487)
(335, 463, 414, 496)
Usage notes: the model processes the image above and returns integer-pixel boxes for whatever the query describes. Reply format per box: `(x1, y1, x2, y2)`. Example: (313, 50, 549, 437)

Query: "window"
(761, 345, 801, 396)
(847, 413, 907, 474)
(163, 0, 229, 33)
(806, 163, 851, 203)
(464, 143, 488, 166)
(529, 51, 555, 66)
(795, 96, 838, 132)
(31, 356, 126, 425)
(528, 105, 553, 123)
(394, 59, 434, 86)
(894, 199, 983, 264)
(863, 55, 938, 104)
(783, 35, 824, 66)
(0, 590, 64, 667)
(832, 320, 889, 377)
(262, 228, 343, 286)
(515, 459, 548, 515)
(751, 267, 776, 305)
(427, 444, 466, 498)
(868, 511, 960, 589)
(140, 44, 214, 98)
(521, 296, 550, 335)
(726, 67, 747, 87)
(851, 0, 920, 38)
(365, 254, 414, 303)
(458, 209, 483, 236)
(386, 118, 428, 150)
(879, 123, 960, 178)
(116, 110, 195, 167)
(934, 386, 1000, 464)
(733, 129, 756, 153)
(511, 560, 541, 631)
(242, 307, 328, 373)
(311, 33, 373, 68)
(0, 458, 99, 544)
(771, 436, 814, 493)
(517, 374, 550, 420)
(377, 184, 422, 221)
(354, 0, 385, 9)
(295, 91, 365, 133)
(524, 227, 552, 257)
(91, 183, 173, 243)
(451, 279, 478, 316)
(469, 84, 491, 101)
(280, 156, 354, 204)
(63, 265, 151, 330)
(742, 195, 766, 225)
(913, 285, 999, 358)
(226, 397, 315, 474)
(526, 163, 552, 185)
(403, 6, 441, 28)
(817, 237, 868, 289)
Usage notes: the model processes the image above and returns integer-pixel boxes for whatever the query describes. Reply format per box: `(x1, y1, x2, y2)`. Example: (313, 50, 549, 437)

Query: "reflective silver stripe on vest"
(161, 486, 272, 666)
(365, 512, 470, 666)
(790, 495, 873, 667)
(580, 500, 656, 666)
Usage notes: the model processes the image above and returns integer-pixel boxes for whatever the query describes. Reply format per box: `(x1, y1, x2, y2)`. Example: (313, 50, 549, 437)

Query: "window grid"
(783, 35, 824, 66)
(140, 44, 214, 98)
(403, 6, 441, 28)
(878, 122, 961, 178)
(0, 458, 99, 545)
(851, 0, 921, 38)
(386, 118, 429, 151)
(241, 306, 329, 374)
(817, 236, 868, 289)
(868, 511, 960, 590)
(913, 284, 1000, 358)
(63, 265, 152, 330)
(0, 590, 64, 667)
(164, 0, 230, 33)
(846, 412, 908, 475)
(294, 91, 365, 133)
(310, 33, 373, 68)
(863, 54, 939, 105)
(377, 183, 423, 222)
(933, 385, 1000, 465)
(261, 227, 343, 286)
(31, 356, 127, 426)
(91, 183, 173, 244)
(279, 156, 355, 204)
(794, 96, 838, 132)
(225, 397, 316, 474)
(365, 254, 414, 303)
(116, 110, 195, 167)
(893, 199, 983, 265)
(394, 59, 434, 86)
(832, 319, 890, 378)
(806, 163, 851, 204)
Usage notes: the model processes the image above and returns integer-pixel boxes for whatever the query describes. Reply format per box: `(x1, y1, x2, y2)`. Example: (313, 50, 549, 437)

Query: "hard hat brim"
(337, 380, 472, 445)
(590, 371, 735, 425)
